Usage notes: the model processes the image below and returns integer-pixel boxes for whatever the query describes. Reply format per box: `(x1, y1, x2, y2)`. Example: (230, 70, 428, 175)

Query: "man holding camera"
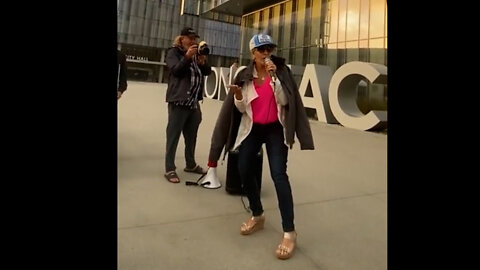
(163, 27, 212, 183)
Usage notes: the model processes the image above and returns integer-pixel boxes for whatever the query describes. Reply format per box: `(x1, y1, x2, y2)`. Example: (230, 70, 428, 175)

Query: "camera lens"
(199, 46, 209, 55)
(198, 41, 210, 55)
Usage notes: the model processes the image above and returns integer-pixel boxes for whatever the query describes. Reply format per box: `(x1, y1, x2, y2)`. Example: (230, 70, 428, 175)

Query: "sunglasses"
(256, 45, 275, 53)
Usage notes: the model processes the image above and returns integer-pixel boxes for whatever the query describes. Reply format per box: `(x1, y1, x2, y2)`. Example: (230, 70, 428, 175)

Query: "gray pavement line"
(117, 199, 328, 231)
(293, 192, 387, 207)
(118, 192, 386, 231)
(366, 191, 387, 201)
(117, 211, 262, 231)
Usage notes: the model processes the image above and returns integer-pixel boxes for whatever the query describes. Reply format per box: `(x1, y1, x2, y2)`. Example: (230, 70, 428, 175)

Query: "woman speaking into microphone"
(207, 33, 314, 259)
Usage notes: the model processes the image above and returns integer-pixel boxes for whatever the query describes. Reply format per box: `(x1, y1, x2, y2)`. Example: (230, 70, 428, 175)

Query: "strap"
(185, 173, 207, 186)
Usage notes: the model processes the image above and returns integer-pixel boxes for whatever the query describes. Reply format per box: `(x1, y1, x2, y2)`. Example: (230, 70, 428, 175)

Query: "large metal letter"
(328, 61, 387, 131)
(218, 67, 230, 101)
(298, 64, 337, 123)
(204, 67, 219, 99)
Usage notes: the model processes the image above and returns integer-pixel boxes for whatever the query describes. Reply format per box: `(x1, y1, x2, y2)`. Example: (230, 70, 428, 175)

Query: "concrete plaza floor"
(118, 81, 387, 270)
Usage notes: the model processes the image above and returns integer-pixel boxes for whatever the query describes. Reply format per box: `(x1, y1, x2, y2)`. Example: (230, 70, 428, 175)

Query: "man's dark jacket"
(208, 55, 315, 162)
(165, 46, 212, 103)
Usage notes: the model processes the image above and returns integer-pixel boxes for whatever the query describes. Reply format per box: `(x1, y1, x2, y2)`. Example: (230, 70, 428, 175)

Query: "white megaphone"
(200, 167, 222, 189)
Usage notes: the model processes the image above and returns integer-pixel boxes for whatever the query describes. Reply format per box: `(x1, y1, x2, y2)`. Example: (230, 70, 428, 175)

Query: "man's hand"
(185, 45, 198, 59)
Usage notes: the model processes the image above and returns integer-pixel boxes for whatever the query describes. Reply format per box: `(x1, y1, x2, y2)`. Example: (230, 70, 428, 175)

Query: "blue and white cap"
(249, 34, 277, 51)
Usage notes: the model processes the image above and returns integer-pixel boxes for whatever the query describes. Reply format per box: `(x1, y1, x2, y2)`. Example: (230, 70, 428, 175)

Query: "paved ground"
(118, 81, 387, 270)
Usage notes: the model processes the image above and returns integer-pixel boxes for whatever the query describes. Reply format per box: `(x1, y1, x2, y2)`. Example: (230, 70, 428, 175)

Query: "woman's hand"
(264, 58, 277, 74)
(228, 85, 243, 100)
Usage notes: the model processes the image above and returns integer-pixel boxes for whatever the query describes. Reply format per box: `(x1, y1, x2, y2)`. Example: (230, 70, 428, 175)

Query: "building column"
(159, 66, 164, 83)
(158, 49, 166, 83)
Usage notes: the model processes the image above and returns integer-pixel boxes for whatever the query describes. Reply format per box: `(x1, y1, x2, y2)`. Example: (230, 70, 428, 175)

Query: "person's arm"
(118, 54, 128, 92)
(165, 47, 191, 76)
(197, 55, 212, 76)
(265, 57, 287, 105)
(118, 53, 128, 99)
(273, 78, 288, 106)
(229, 84, 246, 113)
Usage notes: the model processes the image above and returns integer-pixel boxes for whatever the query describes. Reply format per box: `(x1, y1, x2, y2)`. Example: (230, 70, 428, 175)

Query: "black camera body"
(198, 41, 210, 56)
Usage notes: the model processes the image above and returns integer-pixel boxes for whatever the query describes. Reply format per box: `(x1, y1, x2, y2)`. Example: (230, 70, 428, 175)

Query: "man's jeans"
(165, 103, 202, 172)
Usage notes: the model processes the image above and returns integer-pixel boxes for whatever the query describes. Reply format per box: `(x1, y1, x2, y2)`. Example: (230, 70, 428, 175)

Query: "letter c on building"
(328, 61, 387, 131)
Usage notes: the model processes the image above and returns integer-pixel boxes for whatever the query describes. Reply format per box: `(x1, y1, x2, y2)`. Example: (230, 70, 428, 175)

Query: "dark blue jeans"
(165, 103, 202, 172)
(237, 121, 294, 232)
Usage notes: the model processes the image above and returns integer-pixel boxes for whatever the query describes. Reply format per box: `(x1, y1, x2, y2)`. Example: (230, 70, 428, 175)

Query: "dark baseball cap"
(180, 27, 200, 38)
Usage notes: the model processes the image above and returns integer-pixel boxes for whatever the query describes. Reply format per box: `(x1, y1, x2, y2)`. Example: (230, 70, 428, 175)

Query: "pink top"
(251, 76, 278, 124)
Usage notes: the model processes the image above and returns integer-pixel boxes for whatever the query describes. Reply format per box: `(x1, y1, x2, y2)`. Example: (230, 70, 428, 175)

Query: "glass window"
(259, 9, 268, 33)
(253, 12, 261, 32)
(346, 0, 360, 41)
(369, 0, 385, 38)
(295, 0, 306, 49)
(266, 7, 274, 35)
(384, 3, 387, 37)
(302, 47, 310, 66)
(369, 38, 385, 65)
(282, 2, 293, 51)
(277, 4, 285, 49)
(337, 42, 346, 68)
(338, 0, 347, 42)
(329, 0, 339, 43)
(369, 37, 383, 48)
(327, 43, 337, 70)
(293, 48, 304, 66)
(309, 46, 320, 65)
(310, 0, 322, 46)
(346, 41, 359, 62)
(304, 0, 313, 47)
(359, 39, 368, 48)
(290, 0, 298, 48)
(271, 5, 280, 40)
(359, 47, 369, 61)
(359, 0, 369, 39)
(346, 40, 358, 48)
(278, 48, 290, 63)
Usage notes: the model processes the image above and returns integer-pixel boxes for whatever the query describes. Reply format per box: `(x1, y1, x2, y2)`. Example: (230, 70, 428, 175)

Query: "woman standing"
(208, 33, 314, 259)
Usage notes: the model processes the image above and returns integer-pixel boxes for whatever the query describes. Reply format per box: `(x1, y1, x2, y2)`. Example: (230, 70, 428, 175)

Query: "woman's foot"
(276, 231, 297, 260)
(240, 214, 265, 235)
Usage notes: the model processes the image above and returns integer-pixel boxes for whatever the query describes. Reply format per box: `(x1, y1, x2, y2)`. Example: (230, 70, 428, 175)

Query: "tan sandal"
(276, 232, 297, 260)
(240, 214, 265, 235)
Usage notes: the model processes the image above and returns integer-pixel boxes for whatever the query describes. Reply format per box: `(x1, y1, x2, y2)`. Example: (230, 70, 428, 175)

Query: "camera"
(198, 41, 210, 56)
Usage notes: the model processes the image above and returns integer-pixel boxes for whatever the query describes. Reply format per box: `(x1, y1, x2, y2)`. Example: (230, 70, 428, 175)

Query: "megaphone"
(200, 167, 222, 189)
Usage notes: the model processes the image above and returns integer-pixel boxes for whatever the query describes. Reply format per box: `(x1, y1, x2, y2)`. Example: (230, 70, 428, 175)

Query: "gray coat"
(208, 55, 314, 162)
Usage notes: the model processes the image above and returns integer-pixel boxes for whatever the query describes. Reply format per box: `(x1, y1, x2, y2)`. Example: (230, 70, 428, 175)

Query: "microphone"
(264, 57, 276, 81)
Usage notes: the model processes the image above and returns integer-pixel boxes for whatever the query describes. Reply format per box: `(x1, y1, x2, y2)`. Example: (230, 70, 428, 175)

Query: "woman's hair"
(173, 35, 183, 48)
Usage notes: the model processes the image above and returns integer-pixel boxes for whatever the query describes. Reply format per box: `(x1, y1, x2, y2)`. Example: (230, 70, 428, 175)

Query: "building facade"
(199, 0, 387, 115)
(117, 0, 241, 83)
